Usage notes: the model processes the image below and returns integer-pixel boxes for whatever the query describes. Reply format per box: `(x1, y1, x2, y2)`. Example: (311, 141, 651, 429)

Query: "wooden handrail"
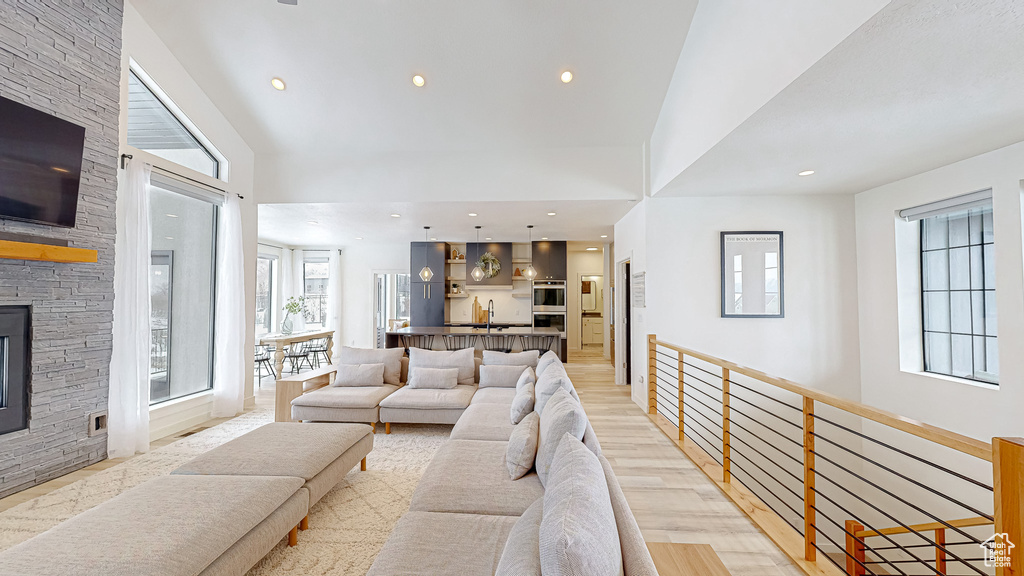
(853, 516, 992, 539)
(650, 338, 992, 461)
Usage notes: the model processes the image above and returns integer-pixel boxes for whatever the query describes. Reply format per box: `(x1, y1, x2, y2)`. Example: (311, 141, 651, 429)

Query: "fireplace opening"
(0, 306, 30, 436)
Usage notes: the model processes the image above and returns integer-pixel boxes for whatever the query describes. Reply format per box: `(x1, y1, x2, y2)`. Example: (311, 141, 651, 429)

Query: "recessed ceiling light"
(561, 71, 573, 84)
(798, 170, 815, 176)
(547, 212, 556, 216)
(165, 236, 174, 240)
(166, 214, 178, 218)
(485, 237, 492, 241)
(355, 237, 363, 240)
(468, 213, 478, 217)
(586, 247, 598, 251)
(541, 237, 548, 240)
(430, 237, 437, 241)
(600, 235, 608, 238)
(306, 220, 320, 225)
(271, 77, 286, 91)
(390, 213, 401, 218)
(412, 75, 425, 87)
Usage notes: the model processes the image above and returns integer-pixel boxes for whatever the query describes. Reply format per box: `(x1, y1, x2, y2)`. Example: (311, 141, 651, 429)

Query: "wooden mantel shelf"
(0, 240, 98, 264)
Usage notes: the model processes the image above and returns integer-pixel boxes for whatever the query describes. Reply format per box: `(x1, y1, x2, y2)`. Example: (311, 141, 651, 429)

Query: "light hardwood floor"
(0, 346, 803, 576)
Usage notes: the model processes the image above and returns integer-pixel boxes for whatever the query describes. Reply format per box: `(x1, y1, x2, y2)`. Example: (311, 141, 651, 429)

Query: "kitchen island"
(386, 326, 567, 362)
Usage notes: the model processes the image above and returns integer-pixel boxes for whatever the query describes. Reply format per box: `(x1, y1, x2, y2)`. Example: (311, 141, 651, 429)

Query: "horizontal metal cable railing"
(647, 334, 1022, 576)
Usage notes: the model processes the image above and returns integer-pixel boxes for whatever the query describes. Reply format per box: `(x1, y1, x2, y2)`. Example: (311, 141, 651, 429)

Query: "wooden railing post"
(994, 437, 1024, 576)
(845, 520, 865, 576)
(804, 397, 816, 561)
(722, 368, 731, 483)
(935, 528, 946, 574)
(647, 335, 657, 415)
(677, 353, 685, 441)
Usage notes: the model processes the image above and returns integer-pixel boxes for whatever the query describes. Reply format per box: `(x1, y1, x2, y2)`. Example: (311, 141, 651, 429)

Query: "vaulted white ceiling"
(130, 0, 698, 206)
(653, 0, 1024, 197)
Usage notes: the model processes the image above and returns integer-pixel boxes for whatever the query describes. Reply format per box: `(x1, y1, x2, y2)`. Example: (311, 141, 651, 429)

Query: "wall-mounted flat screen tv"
(0, 95, 86, 228)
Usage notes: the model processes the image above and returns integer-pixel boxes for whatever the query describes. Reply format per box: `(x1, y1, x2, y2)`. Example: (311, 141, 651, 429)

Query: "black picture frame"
(720, 231, 784, 318)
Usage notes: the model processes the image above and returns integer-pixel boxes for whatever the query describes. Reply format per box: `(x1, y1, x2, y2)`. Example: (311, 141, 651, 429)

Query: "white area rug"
(0, 409, 452, 575)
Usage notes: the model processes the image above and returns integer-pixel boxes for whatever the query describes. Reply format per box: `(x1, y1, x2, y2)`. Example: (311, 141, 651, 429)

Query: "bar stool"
(519, 335, 557, 354)
(442, 334, 477, 351)
(401, 334, 435, 356)
(480, 334, 517, 354)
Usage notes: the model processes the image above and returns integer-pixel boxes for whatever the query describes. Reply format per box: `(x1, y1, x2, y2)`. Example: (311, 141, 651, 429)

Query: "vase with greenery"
(282, 296, 306, 335)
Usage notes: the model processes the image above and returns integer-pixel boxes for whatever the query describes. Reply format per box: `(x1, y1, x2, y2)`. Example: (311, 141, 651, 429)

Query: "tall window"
(255, 256, 276, 335)
(303, 257, 330, 328)
(127, 69, 221, 178)
(920, 202, 997, 384)
(149, 176, 219, 404)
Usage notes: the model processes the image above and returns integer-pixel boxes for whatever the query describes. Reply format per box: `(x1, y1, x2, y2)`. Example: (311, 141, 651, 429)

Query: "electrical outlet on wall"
(462, 310, 468, 317)
(515, 309, 520, 316)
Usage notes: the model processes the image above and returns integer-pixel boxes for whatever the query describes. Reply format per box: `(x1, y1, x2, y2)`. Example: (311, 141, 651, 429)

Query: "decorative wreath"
(476, 251, 501, 278)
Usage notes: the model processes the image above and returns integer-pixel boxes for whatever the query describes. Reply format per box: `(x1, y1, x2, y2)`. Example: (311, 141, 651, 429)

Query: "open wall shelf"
(0, 240, 97, 264)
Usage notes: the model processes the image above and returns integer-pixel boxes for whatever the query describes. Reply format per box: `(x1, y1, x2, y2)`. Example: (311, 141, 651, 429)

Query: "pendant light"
(419, 226, 435, 281)
(471, 225, 486, 282)
(523, 225, 538, 280)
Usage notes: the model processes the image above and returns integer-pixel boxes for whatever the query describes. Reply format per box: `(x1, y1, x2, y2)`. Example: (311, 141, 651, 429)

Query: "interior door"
(624, 261, 632, 385)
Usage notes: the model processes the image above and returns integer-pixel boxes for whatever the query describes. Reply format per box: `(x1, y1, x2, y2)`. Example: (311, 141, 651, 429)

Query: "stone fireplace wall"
(0, 0, 123, 498)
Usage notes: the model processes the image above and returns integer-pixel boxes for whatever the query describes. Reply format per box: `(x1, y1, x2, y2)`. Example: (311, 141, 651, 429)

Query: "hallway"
(565, 348, 803, 576)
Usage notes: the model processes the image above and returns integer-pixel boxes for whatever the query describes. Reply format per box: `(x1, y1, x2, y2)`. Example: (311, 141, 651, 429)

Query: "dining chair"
(254, 345, 276, 385)
(284, 343, 314, 373)
(305, 337, 331, 367)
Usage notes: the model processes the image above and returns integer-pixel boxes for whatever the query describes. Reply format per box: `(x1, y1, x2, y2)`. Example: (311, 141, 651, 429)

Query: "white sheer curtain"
(107, 161, 152, 458)
(326, 249, 343, 358)
(279, 248, 294, 329)
(291, 249, 305, 299)
(211, 194, 245, 417)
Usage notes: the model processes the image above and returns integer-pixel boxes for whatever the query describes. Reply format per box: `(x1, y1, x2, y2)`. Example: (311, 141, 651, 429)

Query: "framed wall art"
(721, 231, 784, 318)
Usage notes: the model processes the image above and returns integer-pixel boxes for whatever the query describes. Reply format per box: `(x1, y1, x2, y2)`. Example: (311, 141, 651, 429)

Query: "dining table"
(258, 329, 335, 379)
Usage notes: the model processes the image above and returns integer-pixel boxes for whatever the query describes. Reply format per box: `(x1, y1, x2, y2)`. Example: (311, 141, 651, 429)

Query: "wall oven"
(533, 281, 566, 312)
(533, 311, 566, 334)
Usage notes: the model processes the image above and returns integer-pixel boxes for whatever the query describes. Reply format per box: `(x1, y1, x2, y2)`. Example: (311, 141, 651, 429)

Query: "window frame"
(918, 204, 998, 386)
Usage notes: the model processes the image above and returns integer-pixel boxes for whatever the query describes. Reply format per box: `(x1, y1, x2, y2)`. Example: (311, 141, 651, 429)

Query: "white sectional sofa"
(367, 351, 659, 576)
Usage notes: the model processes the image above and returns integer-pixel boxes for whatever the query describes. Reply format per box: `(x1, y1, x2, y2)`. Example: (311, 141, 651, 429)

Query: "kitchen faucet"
(487, 299, 495, 332)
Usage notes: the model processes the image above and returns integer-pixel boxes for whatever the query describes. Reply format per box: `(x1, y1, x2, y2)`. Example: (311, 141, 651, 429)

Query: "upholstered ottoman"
(173, 422, 373, 510)
(0, 475, 308, 576)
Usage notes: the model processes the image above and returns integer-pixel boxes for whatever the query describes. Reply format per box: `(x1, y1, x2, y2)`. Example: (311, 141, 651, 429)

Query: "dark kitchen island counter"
(385, 326, 567, 362)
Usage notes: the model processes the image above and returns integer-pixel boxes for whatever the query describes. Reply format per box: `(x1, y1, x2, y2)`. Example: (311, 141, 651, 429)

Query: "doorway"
(373, 272, 411, 348)
(619, 259, 632, 386)
(579, 274, 604, 354)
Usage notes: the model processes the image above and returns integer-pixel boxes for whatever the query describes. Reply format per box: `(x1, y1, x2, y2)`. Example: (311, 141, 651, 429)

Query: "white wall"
(645, 195, 862, 400)
(613, 200, 649, 407)
(855, 140, 1024, 442)
(121, 1, 259, 437)
(338, 242, 410, 349)
(648, 0, 888, 194)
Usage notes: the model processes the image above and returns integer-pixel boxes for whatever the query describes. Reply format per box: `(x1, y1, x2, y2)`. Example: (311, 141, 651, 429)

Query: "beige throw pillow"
(483, 349, 541, 368)
(511, 381, 535, 424)
(479, 365, 530, 388)
(540, 433, 622, 576)
(535, 350, 560, 378)
(409, 347, 475, 386)
(506, 411, 540, 480)
(332, 363, 385, 387)
(534, 363, 579, 416)
(495, 497, 544, 576)
(407, 367, 459, 389)
(535, 388, 588, 486)
(516, 367, 537, 392)
(340, 346, 403, 385)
